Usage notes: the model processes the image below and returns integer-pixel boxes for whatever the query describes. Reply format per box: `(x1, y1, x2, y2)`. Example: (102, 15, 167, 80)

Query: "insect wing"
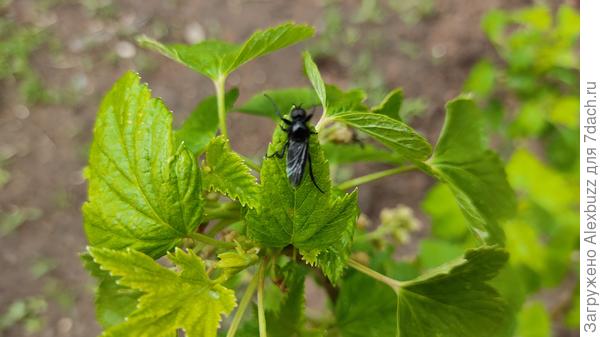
(286, 140, 308, 187)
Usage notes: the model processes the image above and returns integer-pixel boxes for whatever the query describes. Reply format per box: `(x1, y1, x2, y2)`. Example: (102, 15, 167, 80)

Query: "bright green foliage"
(237, 88, 320, 120)
(82, 20, 531, 337)
(81, 254, 139, 328)
(138, 23, 314, 80)
(371, 88, 404, 120)
(89, 247, 237, 337)
(515, 301, 551, 337)
(397, 247, 512, 337)
(331, 112, 431, 161)
(462, 59, 497, 98)
(83, 72, 204, 258)
(202, 136, 260, 208)
(216, 245, 260, 279)
(246, 126, 359, 252)
(303, 52, 327, 111)
(429, 98, 516, 245)
(175, 89, 239, 155)
(421, 183, 469, 241)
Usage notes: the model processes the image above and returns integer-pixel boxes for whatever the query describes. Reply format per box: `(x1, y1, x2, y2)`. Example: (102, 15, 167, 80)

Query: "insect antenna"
(264, 94, 284, 120)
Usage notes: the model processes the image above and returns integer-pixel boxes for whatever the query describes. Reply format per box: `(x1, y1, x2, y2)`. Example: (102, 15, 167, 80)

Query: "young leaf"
(396, 246, 512, 337)
(371, 88, 404, 120)
(83, 72, 204, 258)
(330, 112, 432, 162)
(428, 97, 516, 245)
(303, 51, 327, 111)
(89, 247, 236, 337)
(245, 125, 359, 253)
(202, 136, 259, 208)
(138, 23, 314, 80)
(81, 253, 140, 329)
(174, 88, 239, 155)
(236, 88, 320, 120)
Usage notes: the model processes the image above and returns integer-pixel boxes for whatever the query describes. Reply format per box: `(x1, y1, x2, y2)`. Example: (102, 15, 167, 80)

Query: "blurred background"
(0, 0, 579, 336)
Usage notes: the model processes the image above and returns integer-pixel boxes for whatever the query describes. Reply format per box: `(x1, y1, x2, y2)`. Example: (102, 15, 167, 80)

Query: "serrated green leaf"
(311, 196, 358, 283)
(371, 88, 403, 120)
(81, 253, 139, 329)
(83, 72, 204, 258)
(139, 23, 314, 80)
(397, 246, 512, 337)
(89, 247, 236, 337)
(216, 245, 259, 279)
(322, 143, 405, 165)
(245, 124, 359, 253)
(429, 98, 516, 245)
(331, 112, 432, 162)
(202, 136, 259, 208)
(303, 51, 327, 111)
(174, 89, 239, 155)
(237, 88, 320, 120)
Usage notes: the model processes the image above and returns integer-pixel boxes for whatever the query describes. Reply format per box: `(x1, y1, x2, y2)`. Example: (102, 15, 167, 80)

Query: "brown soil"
(1, 0, 571, 336)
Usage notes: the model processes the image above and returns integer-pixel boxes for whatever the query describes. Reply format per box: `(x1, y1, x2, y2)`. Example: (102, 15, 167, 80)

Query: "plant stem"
(336, 165, 416, 190)
(188, 232, 235, 249)
(347, 258, 402, 294)
(207, 219, 239, 237)
(225, 271, 260, 337)
(214, 76, 228, 139)
(257, 258, 268, 337)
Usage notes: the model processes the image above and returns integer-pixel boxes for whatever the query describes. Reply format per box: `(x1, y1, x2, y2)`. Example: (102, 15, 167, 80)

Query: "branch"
(337, 165, 416, 190)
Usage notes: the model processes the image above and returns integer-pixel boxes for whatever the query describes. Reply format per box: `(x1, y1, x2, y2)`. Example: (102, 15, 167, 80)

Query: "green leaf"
(89, 247, 236, 337)
(429, 98, 516, 245)
(311, 195, 359, 283)
(335, 270, 397, 337)
(421, 183, 469, 241)
(371, 88, 404, 120)
(303, 51, 327, 111)
(83, 72, 204, 258)
(81, 253, 139, 329)
(236, 88, 320, 120)
(139, 23, 314, 80)
(549, 95, 579, 128)
(325, 84, 368, 115)
(202, 136, 259, 208)
(216, 245, 259, 279)
(245, 125, 359, 253)
(418, 238, 464, 269)
(174, 89, 239, 155)
(397, 246, 512, 337)
(331, 112, 432, 162)
(515, 301, 551, 337)
(322, 143, 405, 165)
(463, 59, 497, 98)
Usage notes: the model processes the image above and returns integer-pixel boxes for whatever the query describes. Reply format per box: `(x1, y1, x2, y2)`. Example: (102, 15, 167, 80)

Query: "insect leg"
(307, 150, 324, 193)
(264, 94, 291, 124)
(266, 141, 288, 159)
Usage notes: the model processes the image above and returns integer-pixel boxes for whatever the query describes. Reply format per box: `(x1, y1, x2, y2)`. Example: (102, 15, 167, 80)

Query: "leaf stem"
(257, 258, 268, 337)
(336, 165, 416, 190)
(225, 271, 260, 337)
(188, 232, 236, 249)
(315, 115, 330, 132)
(240, 154, 261, 172)
(214, 76, 228, 139)
(347, 258, 402, 294)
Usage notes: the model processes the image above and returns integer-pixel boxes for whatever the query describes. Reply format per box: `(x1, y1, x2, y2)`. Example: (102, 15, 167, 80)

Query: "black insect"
(265, 95, 324, 193)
